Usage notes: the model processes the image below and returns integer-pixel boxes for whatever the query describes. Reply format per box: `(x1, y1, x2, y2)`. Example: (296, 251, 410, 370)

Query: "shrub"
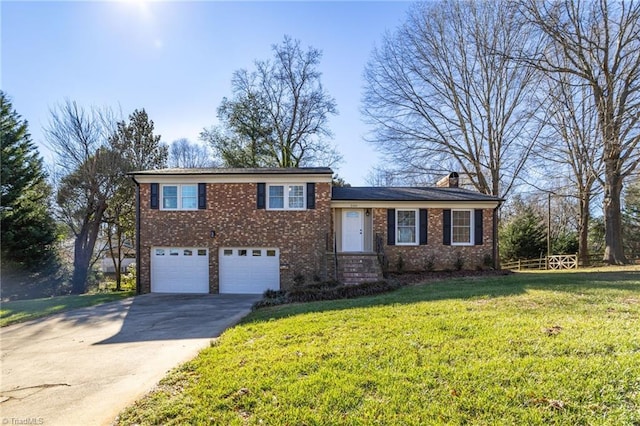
(424, 254, 436, 272)
(453, 252, 464, 271)
(252, 279, 401, 310)
(396, 254, 405, 273)
(263, 288, 286, 299)
(121, 263, 136, 291)
(293, 272, 306, 287)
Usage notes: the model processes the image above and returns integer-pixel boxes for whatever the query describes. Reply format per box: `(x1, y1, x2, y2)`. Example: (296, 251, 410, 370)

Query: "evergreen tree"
(106, 109, 167, 290)
(623, 178, 640, 259)
(0, 92, 57, 269)
(500, 205, 547, 261)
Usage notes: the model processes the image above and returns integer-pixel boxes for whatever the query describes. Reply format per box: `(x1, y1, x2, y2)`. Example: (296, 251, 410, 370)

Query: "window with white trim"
(452, 209, 473, 245)
(162, 184, 198, 210)
(396, 209, 418, 245)
(267, 184, 306, 210)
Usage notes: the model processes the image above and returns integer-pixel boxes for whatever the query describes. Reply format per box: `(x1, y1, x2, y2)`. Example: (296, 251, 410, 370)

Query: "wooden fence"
(501, 254, 578, 271)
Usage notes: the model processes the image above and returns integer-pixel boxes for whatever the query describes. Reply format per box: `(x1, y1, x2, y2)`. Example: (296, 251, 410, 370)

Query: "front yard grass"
(0, 291, 135, 327)
(117, 268, 640, 425)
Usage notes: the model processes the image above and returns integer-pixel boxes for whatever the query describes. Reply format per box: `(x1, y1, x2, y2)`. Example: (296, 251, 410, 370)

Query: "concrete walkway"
(0, 293, 260, 425)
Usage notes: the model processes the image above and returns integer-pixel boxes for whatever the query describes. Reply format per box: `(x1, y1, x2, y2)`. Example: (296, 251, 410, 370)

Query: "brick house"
(130, 168, 502, 294)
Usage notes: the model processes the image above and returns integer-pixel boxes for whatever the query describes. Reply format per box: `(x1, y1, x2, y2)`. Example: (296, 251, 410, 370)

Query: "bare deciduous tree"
(169, 138, 216, 168)
(362, 0, 543, 198)
(46, 100, 123, 293)
(205, 36, 341, 168)
(534, 71, 603, 265)
(520, 0, 640, 264)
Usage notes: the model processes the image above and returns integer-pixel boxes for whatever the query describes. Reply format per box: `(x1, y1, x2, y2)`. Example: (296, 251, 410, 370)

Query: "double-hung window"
(162, 184, 198, 210)
(452, 209, 473, 245)
(396, 209, 418, 245)
(267, 184, 306, 210)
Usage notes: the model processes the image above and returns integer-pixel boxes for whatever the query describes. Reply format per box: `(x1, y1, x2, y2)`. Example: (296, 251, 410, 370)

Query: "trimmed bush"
(252, 279, 401, 310)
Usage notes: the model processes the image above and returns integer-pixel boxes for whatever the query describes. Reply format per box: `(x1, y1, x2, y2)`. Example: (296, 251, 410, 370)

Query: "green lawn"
(117, 269, 640, 425)
(0, 291, 135, 327)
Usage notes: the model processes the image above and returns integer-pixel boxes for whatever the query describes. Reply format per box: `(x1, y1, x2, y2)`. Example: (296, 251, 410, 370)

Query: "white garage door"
(151, 247, 209, 293)
(219, 248, 280, 294)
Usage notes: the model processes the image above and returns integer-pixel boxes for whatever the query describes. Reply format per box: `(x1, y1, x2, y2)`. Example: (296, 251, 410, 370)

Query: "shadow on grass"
(242, 269, 640, 325)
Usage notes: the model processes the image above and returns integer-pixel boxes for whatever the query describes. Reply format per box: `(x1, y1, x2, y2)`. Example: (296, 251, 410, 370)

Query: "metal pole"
(547, 192, 551, 265)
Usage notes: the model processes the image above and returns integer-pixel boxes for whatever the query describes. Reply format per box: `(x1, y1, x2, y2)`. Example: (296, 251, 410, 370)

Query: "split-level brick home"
(130, 167, 502, 294)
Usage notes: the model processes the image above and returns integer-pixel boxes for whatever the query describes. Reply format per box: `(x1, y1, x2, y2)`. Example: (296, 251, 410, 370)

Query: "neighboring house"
(129, 168, 502, 294)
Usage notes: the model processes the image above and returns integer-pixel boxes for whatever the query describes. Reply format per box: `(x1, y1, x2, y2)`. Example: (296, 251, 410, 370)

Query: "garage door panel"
(151, 247, 209, 293)
(219, 248, 280, 294)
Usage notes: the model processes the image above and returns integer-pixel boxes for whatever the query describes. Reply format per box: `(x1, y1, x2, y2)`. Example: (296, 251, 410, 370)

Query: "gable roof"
(129, 167, 333, 176)
(332, 186, 503, 203)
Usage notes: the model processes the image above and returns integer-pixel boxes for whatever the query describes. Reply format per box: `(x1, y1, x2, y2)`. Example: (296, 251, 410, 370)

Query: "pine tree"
(1, 91, 57, 269)
(499, 205, 547, 261)
(106, 109, 167, 290)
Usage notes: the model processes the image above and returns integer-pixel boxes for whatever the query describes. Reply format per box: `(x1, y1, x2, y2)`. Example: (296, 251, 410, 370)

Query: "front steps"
(336, 253, 383, 285)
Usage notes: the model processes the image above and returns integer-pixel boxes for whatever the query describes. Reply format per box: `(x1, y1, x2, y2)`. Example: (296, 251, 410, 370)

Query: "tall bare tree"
(46, 101, 121, 293)
(535, 71, 603, 265)
(204, 36, 341, 168)
(520, 0, 640, 264)
(362, 0, 543, 198)
(169, 138, 215, 168)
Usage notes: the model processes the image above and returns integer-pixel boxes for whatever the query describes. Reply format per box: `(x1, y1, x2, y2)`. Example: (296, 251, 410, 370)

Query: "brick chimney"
(436, 172, 459, 188)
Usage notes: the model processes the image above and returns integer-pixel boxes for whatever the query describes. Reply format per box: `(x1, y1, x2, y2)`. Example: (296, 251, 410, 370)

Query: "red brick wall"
(372, 208, 496, 272)
(138, 181, 332, 293)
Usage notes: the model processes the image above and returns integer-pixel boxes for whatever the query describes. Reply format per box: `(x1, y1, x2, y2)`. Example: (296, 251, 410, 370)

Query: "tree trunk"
(114, 258, 122, 291)
(578, 192, 590, 267)
(603, 172, 627, 264)
(72, 234, 92, 294)
(71, 202, 107, 294)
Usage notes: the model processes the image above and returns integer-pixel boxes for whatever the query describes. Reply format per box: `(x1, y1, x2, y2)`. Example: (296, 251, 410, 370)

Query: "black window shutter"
(474, 209, 483, 245)
(257, 183, 266, 209)
(306, 183, 316, 209)
(443, 209, 451, 245)
(419, 209, 428, 245)
(198, 183, 206, 210)
(387, 209, 396, 246)
(150, 183, 159, 209)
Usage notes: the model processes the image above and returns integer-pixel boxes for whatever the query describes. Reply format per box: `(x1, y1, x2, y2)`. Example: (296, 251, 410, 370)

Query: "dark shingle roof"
(332, 186, 502, 203)
(129, 167, 333, 176)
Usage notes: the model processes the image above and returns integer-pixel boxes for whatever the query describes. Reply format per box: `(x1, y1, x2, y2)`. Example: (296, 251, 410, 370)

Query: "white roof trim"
(133, 174, 333, 184)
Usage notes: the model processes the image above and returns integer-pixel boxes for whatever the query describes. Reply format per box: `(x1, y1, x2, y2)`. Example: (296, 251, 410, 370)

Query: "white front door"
(342, 210, 364, 252)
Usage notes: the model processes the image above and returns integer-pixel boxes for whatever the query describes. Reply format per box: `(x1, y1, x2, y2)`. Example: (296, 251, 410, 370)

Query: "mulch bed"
(388, 269, 513, 286)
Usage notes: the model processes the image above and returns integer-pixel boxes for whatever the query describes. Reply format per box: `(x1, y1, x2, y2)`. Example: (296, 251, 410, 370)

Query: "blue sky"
(2, 1, 412, 185)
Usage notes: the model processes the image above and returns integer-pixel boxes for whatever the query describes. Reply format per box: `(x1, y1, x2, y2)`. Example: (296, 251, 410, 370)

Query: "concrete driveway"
(0, 293, 260, 425)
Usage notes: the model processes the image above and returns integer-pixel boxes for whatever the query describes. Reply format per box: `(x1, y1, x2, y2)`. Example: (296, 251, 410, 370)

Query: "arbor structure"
(107, 109, 167, 289)
(46, 100, 120, 293)
(520, 0, 640, 264)
(1, 92, 57, 270)
(203, 36, 340, 168)
(362, 0, 542, 198)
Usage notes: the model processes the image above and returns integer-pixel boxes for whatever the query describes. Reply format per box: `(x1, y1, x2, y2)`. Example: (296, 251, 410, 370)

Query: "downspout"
(493, 202, 501, 270)
(131, 175, 142, 295)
